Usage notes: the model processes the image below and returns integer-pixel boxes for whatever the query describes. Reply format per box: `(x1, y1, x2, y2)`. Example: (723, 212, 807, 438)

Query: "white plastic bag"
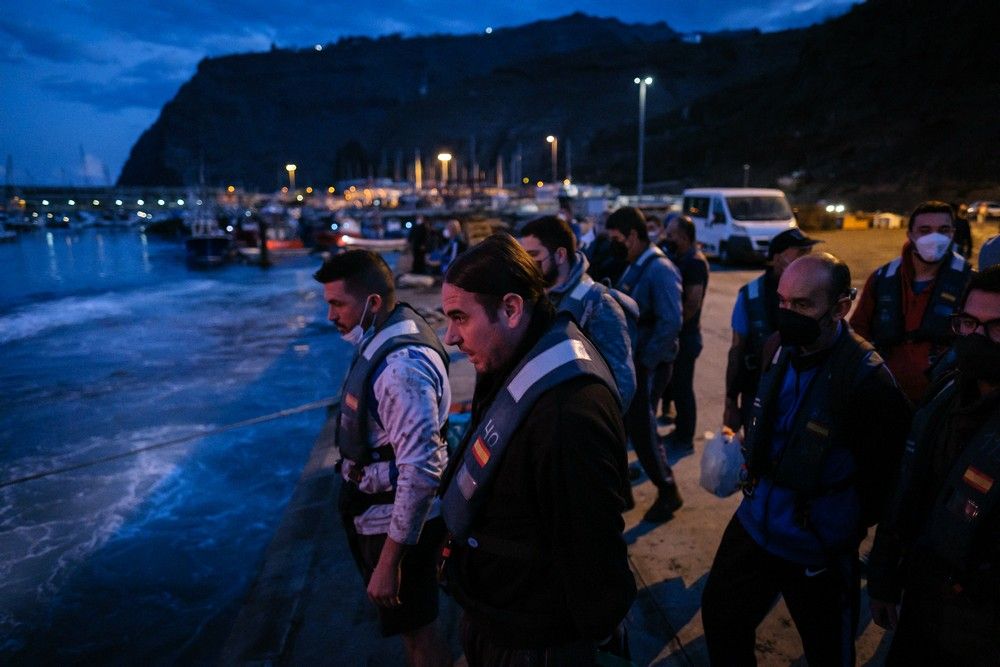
(699, 428, 744, 498)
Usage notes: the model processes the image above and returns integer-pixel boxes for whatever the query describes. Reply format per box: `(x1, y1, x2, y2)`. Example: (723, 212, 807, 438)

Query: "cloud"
(42, 57, 191, 111)
(0, 20, 111, 64)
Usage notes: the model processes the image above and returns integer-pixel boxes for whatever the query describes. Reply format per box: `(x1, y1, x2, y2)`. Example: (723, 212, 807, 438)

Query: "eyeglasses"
(950, 313, 1000, 343)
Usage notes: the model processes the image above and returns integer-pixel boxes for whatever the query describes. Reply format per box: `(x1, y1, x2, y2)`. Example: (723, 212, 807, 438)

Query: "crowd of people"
(315, 200, 1000, 666)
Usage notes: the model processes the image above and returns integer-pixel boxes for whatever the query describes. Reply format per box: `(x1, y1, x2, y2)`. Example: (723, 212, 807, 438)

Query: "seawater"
(0, 229, 362, 662)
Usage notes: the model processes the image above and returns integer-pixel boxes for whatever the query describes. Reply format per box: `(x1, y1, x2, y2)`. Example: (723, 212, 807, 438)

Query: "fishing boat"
(185, 210, 233, 267)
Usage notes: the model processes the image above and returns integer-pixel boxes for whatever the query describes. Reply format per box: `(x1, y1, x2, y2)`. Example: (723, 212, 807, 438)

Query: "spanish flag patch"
(344, 393, 358, 411)
(963, 466, 994, 495)
(472, 437, 490, 467)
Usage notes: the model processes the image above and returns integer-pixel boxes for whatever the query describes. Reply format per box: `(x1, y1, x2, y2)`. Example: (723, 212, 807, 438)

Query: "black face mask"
(777, 308, 823, 347)
(955, 333, 1000, 383)
(609, 239, 628, 261)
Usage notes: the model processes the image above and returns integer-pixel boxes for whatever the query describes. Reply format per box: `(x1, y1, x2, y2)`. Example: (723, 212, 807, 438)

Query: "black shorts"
(352, 516, 446, 637)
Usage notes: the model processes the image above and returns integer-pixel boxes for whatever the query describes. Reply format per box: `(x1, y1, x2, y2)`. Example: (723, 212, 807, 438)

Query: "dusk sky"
(1, 0, 860, 186)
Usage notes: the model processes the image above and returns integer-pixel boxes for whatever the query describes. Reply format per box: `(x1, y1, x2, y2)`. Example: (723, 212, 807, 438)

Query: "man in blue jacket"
(605, 206, 684, 522)
(701, 253, 911, 665)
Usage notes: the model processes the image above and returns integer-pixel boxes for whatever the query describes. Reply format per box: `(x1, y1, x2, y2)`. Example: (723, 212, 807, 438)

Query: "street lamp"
(437, 152, 452, 187)
(743, 163, 750, 187)
(285, 164, 297, 193)
(546, 135, 558, 184)
(634, 76, 653, 196)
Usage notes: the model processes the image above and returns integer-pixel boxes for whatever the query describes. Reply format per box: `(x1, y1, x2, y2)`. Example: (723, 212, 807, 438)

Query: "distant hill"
(119, 3, 1000, 208)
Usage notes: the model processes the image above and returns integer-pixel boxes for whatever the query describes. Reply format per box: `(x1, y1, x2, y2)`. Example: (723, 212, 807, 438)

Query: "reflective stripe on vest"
(871, 251, 971, 348)
(743, 329, 883, 494)
(558, 274, 601, 329)
(616, 245, 661, 297)
(441, 317, 619, 540)
(337, 303, 448, 464)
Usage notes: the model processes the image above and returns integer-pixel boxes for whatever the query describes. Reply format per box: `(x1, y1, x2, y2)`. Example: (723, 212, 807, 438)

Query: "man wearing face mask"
(314, 250, 452, 665)
(867, 267, 1000, 664)
(724, 228, 820, 433)
(701, 253, 911, 665)
(660, 215, 710, 451)
(518, 215, 638, 409)
(851, 200, 973, 403)
(605, 206, 685, 522)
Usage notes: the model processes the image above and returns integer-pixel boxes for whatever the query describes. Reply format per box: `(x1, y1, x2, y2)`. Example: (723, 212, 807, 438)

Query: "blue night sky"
(1, 0, 860, 186)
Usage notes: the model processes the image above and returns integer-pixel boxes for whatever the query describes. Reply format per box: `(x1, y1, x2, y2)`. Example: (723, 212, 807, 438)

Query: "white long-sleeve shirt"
(340, 344, 450, 544)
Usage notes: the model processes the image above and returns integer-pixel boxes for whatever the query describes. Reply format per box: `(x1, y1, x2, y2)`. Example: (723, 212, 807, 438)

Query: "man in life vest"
(518, 214, 638, 409)
(868, 266, 1000, 664)
(314, 250, 451, 665)
(439, 233, 636, 665)
(851, 200, 973, 403)
(701, 253, 911, 665)
(723, 227, 820, 433)
(605, 206, 685, 522)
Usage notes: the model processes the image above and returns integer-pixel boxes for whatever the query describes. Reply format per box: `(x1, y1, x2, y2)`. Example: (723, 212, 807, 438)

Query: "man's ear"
(368, 293, 383, 313)
(500, 293, 525, 329)
(832, 296, 852, 321)
(555, 246, 569, 266)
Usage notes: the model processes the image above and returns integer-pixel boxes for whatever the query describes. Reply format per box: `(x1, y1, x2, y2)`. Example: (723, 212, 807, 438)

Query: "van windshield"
(725, 196, 792, 221)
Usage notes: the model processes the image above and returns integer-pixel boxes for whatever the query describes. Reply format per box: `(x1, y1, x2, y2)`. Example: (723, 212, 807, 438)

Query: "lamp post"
(285, 164, 297, 194)
(634, 76, 652, 196)
(437, 152, 452, 188)
(546, 135, 558, 184)
(743, 163, 750, 187)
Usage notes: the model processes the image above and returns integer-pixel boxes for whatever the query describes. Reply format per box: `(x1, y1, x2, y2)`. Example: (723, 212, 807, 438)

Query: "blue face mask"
(340, 296, 374, 346)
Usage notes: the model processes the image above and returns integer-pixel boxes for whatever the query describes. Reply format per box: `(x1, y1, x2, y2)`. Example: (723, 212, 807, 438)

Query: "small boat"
(185, 213, 233, 267)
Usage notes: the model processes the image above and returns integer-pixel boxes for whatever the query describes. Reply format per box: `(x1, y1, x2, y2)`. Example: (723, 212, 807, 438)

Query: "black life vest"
(440, 316, 619, 541)
(739, 272, 777, 372)
(870, 251, 971, 349)
(743, 328, 885, 494)
(898, 378, 1000, 573)
(336, 303, 448, 465)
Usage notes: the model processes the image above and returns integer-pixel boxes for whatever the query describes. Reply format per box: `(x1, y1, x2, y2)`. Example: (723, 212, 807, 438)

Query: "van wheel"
(718, 242, 731, 266)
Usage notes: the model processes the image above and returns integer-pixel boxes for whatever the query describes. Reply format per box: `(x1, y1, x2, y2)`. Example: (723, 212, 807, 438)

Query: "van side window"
(711, 198, 727, 223)
(684, 197, 709, 218)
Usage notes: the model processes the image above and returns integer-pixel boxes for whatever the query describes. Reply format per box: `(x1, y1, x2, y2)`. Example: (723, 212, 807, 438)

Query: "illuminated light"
(93, 200, 100, 205)
(226, 225, 234, 232)
(63, 216, 69, 222)
(227, 185, 235, 193)
(244, 210, 252, 217)
(563, 179, 571, 186)
(327, 186, 335, 194)
(68, 199, 76, 205)
(285, 163, 296, 172)
(157, 199, 165, 206)
(314, 44, 323, 51)
(306, 186, 313, 194)
(522, 177, 529, 184)
(115, 199, 123, 205)
(18, 199, 25, 206)
(42, 199, 49, 206)
(47, 213, 53, 218)
(644, 76, 653, 85)
(437, 152, 452, 161)
(32, 212, 38, 217)
(485, 26, 493, 34)
(825, 205, 835, 213)
(546, 135, 555, 143)
(331, 223, 339, 230)
(177, 199, 184, 205)
(634, 77, 641, 84)
(296, 194, 304, 201)
(350, 186, 356, 192)
(536, 180, 544, 187)
(196, 199, 203, 205)
(281, 187, 288, 193)
(835, 204, 845, 213)
(405, 221, 412, 228)
(137, 199, 144, 205)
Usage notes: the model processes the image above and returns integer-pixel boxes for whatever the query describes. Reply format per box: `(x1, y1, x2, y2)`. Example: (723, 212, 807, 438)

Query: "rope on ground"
(0, 396, 341, 489)
(627, 552, 697, 667)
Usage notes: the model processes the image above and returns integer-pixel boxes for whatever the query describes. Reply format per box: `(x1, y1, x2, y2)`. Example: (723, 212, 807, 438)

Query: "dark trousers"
(625, 361, 675, 489)
(662, 331, 702, 443)
(701, 516, 859, 667)
(460, 614, 597, 667)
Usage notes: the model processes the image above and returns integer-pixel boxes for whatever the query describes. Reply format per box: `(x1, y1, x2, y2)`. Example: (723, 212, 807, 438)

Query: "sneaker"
(642, 486, 684, 523)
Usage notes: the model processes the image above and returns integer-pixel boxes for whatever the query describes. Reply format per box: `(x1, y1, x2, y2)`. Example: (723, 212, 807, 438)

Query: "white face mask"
(340, 295, 374, 346)
(914, 232, 952, 263)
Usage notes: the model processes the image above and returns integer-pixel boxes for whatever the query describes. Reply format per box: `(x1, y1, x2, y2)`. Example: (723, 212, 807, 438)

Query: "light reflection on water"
(0, 229, 359, 661)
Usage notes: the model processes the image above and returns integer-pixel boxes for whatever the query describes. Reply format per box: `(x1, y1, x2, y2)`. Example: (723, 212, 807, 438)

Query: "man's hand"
(368, 537, 406, 607)
(869, 597, 899, 630)
(723, 396, 742, 432)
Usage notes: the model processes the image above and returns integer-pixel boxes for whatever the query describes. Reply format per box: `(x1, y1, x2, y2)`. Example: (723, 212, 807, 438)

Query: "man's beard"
(542, 261, 560, 287)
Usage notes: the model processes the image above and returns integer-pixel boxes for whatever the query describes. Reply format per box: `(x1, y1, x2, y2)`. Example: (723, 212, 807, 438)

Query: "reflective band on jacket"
(441, 316, 619, 540)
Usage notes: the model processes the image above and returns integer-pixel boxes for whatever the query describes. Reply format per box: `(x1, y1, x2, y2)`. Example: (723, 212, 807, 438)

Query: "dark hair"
(445, 232, 550, 321)
(313, 250, 395, 303)
(519, 215, 577, 261)
(908, 200, 954, 232)
(961, 265, 1000, 307)
(672, 215, 697, 243)
(605, 206, 648, 242)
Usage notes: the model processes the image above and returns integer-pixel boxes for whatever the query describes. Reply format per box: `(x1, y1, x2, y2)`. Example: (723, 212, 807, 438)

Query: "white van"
(681, 188, 798, 263)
